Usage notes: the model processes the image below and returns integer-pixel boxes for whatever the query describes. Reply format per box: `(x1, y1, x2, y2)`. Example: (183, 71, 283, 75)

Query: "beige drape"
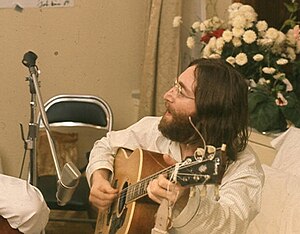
(138, 0, 182, 118)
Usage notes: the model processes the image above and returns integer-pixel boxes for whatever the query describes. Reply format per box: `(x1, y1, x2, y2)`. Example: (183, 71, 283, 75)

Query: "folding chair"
(36, 94, 113, 224)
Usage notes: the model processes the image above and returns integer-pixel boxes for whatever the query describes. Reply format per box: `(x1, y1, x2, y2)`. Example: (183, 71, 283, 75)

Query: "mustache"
(165, 102, 175, 114)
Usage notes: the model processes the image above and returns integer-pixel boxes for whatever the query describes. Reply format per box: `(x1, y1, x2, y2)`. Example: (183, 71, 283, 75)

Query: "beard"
(158, 107, 196, 143)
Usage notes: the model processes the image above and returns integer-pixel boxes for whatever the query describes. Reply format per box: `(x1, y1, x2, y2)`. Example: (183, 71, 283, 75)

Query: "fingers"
(147, 174, 179, 205)
(89, 176, 118, 212)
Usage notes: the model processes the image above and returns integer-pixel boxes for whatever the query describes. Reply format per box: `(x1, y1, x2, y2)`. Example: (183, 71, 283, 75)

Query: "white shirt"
(86, 116, 264, 234)
(0, 174, 49, 234)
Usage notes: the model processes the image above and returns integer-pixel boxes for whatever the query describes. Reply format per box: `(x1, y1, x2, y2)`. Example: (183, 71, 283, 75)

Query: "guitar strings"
(116, 159, 212, 202)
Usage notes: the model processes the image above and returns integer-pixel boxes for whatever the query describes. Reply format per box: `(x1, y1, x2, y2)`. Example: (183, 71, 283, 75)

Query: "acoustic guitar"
(0, 216, 21, 234)
(94, 146, 226, 234)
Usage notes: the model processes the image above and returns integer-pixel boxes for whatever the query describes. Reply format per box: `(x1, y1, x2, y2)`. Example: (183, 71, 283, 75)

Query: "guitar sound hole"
(118, 181, 128, 214)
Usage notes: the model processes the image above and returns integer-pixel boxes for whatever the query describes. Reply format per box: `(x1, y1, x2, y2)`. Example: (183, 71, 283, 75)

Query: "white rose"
(232, 15, 246, 29)
(186, 36, 195, 49)
(228, 3, 242, 14)
(243, 30, 257, 44)
(286, 47, 296, 61)
(222, 30, 233, 42)
(256, 20, 268, 32)
(199, 22, 206, 31)
(262, 67, 276, 74)
(216, 37, 225, 50)
(257, 38, 273, 46)
(274, 31, 286, 45)
(202, 45, 212, 58)
(235, 53, 248, 66)
(232, 27, 244, 37)
(173, 16, 182, 27)
(253, 54, 264, 61)
(276, 58, 288, 65)
(286, 28, 296, 45)
(191, 21, 201, 32)
(265, 27, 279, 40)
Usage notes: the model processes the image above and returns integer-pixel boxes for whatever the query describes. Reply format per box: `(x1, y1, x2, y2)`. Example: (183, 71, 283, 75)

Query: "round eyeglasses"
(172, 78, 195, 100)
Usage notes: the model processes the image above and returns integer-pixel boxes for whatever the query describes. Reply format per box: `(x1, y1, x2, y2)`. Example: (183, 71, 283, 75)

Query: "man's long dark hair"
(188, 58, 249, 161)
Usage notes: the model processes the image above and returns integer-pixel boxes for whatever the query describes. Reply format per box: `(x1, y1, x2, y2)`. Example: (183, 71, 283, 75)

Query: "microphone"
(56, 162, 81, 206)
(22, 51, 38, 68)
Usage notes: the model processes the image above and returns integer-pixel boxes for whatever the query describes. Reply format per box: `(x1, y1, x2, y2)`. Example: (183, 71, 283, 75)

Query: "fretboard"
(123, 167, 172, 204)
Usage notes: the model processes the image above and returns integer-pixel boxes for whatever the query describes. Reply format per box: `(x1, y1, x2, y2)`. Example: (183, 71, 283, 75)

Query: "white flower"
(216, 37, 225, 50)
(235, 53, 248, 65)
(249, 79, 257, 87)
(256, 20, 268, 32)
(232, 27, 244, 37)
(286, 28, 296, 44)
(228, 3, 242, 14)
(243, 30, 257, 44)
(257, 38, 274, 46)
(191, 21, 201, 32)
(265, 27, 279, 41)
(232, 15, 247, 29)
(226, 56, 236, 66)
(276, 58, 288, 65)
(282, 78, 293, 91)
(209, 54, 221, 59)
(286, 47, 297, 60)
(258, 78, 268, 85)
(186, 36, 195, 49)
(239, 5, 257, 27)
(173, 16, 182, 27)
(253, 54, 264, 61)
(275, 92, 288, 106)
(275, 31, 286, 45)
(222, 30, 233, 42)
(211, 16, 224, 29)
(232, 37, 242, 47)
(262, 67, 276, 74)
(199, 22, 207, 31)
(273, 72, 285, 79)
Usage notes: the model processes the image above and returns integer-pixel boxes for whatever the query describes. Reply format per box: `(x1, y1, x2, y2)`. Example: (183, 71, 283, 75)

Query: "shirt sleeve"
(170, 147, 265, 234)
(0, 174, 50, 234)
(86, 116, 164, 186)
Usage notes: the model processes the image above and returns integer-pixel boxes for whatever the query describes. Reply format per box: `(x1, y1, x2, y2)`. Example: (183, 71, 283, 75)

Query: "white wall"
(0, 0, 146, 177)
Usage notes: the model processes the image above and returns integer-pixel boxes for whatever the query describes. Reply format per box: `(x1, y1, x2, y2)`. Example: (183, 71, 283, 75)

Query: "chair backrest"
(36, 94, 113, 174)
(39, 94, 113, 131)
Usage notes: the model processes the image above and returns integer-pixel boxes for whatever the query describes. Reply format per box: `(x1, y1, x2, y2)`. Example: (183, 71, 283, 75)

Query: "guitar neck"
(123, 167, 171, 203)
(120, 149, 225, 205)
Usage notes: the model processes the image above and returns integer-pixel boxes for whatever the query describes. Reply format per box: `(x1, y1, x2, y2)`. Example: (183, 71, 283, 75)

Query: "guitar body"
(0, 216, 21, 234)
(95, 148, 169, 234)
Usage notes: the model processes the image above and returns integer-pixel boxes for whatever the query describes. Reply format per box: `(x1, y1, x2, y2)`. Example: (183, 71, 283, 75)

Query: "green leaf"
(284, 2, 299, 13)
(280, 92, 300, 127)
(248, 91, 287, 132)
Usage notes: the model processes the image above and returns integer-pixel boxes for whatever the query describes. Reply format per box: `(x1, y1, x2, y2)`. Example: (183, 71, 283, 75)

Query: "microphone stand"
(22, 51, 81, 206)
(22, 52, 62, 185)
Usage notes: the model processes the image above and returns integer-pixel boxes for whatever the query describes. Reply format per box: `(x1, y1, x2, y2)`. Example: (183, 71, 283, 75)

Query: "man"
(0, 174, 49, 233)
(87, 58, 264, 233)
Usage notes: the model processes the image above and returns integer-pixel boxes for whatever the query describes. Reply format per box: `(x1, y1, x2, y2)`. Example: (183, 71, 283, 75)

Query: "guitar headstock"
(173, 144, 227, 187)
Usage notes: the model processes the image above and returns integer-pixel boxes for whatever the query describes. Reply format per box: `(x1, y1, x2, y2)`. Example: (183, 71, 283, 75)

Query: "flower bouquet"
(174, 1, 300, 133)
